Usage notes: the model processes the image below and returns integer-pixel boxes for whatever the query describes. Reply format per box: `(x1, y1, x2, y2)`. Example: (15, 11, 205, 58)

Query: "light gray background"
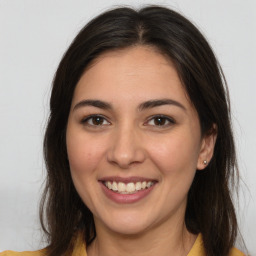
(0, 0, 255, 254)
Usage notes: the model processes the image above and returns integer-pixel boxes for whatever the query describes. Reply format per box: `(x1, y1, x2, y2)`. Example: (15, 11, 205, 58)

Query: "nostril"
(106, 130, 146, 168)
(107, 152, 145, 169)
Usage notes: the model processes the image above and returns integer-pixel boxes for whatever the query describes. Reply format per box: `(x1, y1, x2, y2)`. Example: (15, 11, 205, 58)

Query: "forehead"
(72, 46, 191, 109)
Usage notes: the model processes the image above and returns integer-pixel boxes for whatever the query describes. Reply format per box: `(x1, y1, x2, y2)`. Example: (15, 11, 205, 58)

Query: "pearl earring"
(203, 160, 207, 165)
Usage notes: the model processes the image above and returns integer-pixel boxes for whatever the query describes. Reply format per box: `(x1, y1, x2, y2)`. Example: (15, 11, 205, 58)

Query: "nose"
(107, 126, 146, 169)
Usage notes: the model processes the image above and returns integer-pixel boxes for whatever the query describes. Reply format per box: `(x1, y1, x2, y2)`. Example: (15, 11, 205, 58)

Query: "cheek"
(66, 129, 107, 177)
(66, 131, 108, 207)
(148, 130, 201, 177)
(147, 132, 201, 211)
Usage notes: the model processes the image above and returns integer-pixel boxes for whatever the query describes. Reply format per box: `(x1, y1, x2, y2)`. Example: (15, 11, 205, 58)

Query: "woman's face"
(66, 46, 215, 236)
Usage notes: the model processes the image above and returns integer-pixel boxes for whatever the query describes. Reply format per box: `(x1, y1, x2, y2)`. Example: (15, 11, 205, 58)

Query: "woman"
(1, 5, 246, 256)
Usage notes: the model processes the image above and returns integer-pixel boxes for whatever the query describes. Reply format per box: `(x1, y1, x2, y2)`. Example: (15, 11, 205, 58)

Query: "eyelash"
(81, 115, 110, 126)
(80, 114, 175, 128)
(145, 115, 175, 128)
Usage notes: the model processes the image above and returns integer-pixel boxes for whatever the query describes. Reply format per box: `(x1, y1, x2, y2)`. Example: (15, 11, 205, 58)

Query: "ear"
(197, 125, 217, 170)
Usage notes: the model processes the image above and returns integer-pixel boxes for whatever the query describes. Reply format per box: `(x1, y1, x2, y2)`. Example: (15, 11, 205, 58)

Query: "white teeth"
(135, 182, 141, 191)
(147, 181, 153, 188)
(106, 181, 112, 189)
(104, 181, 154, 194)
(117, 182, 126, 192)
(126, 182, 135, 193)
(112, 181, 118, 191)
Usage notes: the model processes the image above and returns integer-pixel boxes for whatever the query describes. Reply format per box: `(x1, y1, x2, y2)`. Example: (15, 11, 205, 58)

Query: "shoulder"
(0, 249, 46, 256)
(229, 247, 246, 256)
(187, 234, 246, 256)
(0, 232, 86, 256)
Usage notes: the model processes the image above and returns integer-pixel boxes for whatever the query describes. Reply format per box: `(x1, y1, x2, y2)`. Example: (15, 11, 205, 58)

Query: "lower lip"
(100, 182, 156, 204)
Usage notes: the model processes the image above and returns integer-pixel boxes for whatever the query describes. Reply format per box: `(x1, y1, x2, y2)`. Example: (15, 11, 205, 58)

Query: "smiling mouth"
(103, 181, 155, 194)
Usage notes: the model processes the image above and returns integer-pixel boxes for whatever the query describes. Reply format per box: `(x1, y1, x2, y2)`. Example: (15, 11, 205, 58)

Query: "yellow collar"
(73, 233, 244, 256)
(73, 233, 204, 256)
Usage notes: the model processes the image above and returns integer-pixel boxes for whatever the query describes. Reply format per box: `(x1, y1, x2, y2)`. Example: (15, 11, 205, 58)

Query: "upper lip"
(98, 176, 157, 184)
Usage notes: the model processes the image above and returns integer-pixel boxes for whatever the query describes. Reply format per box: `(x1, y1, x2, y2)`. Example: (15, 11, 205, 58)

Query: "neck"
(87, 216, 197, 256)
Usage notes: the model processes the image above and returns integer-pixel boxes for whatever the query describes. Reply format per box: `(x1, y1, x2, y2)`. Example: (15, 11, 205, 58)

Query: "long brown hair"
(41, 6, 239, 256)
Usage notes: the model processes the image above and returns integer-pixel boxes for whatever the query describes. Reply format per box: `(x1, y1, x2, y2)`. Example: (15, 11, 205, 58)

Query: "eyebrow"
(73, 99, 112, 111)
(138, 99, 186, 111)
(73, 98, 186, 112)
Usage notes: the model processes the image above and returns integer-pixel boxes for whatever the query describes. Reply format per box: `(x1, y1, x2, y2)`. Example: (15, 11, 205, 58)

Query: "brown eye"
(82, 115, 110, 126)
(146, 115, 175, 127)
(154, 117, 167, 126)
(91, 116, 104, 125)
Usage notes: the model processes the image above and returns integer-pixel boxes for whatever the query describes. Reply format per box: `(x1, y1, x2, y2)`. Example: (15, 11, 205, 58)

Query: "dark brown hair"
(41, 6, 239, 256)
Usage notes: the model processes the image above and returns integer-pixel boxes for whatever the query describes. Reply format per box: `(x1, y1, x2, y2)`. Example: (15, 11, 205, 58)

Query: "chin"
(108, 223, 151, 237)
(95, 210, 157, 236)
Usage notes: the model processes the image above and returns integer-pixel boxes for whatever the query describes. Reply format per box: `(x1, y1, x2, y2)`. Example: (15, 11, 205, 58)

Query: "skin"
(66, 46, 216, 256)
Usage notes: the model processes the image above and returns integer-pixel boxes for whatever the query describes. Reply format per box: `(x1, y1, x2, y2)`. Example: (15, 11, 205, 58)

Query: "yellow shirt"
(0, 234, 245, 256)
